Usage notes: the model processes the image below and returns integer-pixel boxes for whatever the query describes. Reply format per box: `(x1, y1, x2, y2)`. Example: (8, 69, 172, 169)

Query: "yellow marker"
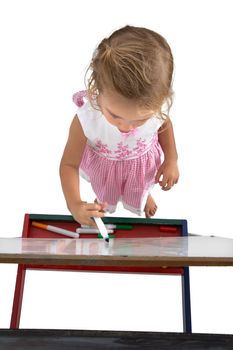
(32, 221, 79, 238)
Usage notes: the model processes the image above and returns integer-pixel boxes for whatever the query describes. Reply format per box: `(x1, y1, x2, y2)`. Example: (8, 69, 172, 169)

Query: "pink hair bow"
(72, 90, 87, 107)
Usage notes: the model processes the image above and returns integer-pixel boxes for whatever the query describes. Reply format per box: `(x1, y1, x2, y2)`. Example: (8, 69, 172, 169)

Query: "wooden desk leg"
(182, 267, 192, 333)
(10, 264, 26, 329)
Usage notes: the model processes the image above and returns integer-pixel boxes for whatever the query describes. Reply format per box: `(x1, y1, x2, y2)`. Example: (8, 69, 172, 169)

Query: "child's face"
(98, 90, 154, 132)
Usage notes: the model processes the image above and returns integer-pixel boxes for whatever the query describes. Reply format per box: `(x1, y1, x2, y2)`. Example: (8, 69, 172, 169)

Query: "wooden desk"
(0, 235, 233, 266)
(7, 215, 194, 331)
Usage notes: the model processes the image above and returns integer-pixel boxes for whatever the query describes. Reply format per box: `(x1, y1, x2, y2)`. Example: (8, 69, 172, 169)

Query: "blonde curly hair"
(86, 25, 174, 118)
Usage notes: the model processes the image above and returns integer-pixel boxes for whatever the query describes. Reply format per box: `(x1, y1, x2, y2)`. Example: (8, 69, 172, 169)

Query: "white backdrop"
(0, 0, 232, 333)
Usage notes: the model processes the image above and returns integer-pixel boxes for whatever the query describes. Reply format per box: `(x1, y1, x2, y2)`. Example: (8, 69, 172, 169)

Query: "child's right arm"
(59, 116, 106, 226)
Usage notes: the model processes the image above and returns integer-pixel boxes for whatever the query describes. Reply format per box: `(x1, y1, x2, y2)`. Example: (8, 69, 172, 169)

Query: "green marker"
(104, 224, 133, 230)
(98, 234, 115, 239)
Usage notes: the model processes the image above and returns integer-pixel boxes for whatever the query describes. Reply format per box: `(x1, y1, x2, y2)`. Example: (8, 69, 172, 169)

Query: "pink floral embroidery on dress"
(94, 138, 149, 160)
(95, 140, 112, 155)
(115, 142, 133, 159)
(133, 138, 147, 155)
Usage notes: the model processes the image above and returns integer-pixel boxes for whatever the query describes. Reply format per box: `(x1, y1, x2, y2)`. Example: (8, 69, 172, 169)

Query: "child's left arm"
(155, 118, 179, 191)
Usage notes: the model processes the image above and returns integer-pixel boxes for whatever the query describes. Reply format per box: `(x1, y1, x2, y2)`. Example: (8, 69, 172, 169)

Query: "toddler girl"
(60, 25, 179, 227)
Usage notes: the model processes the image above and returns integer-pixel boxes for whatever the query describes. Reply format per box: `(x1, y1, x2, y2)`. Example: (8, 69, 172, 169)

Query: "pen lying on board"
(76, 228, 114, 234)
(32, 221, 80, 238)
(81, 224, 133, 230)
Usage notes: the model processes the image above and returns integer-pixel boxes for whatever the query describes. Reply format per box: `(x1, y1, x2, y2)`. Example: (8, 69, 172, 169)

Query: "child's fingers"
(101, 201, 108, 208)
(161, 178, 175, 191)
(91, 211, 106, 219)
(87, 213, 106, 228)
(82, 212, 105, 227)
(78, 202, 107, 227)
(155, 171, 162, 183)
(85, 202, 108, 211)
(159, 175, 168, 188)
(174, 177, 179, 184)
(162, 183, 172, 191)
(85, 219, 97, 227)
(85, 203, 103, 211)
(99, 202, 108, 212)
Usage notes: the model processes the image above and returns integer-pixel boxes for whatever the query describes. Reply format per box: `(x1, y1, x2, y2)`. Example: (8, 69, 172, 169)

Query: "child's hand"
(71, 201, 108, 227)
(155, 161, 179, 191)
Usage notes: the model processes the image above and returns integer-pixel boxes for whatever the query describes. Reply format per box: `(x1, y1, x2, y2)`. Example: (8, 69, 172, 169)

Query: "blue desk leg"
(181, 220, 192, 333)
(182, 267, 192, 333)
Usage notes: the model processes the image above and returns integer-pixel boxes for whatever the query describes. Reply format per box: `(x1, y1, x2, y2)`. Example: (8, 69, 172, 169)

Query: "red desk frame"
(10, 214, 192, 332)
